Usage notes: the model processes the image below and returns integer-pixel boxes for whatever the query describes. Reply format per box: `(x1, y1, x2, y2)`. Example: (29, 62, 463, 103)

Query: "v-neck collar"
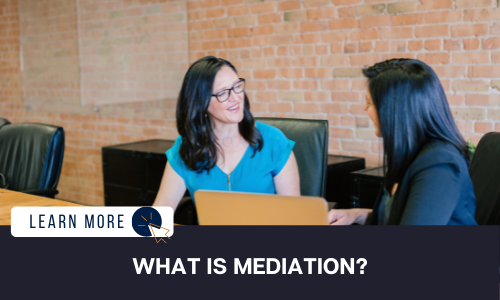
(214, 144, 251, 176)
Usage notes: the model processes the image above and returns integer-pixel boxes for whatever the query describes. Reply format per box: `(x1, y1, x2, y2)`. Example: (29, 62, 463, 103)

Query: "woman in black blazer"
(329, 59, 477, 225)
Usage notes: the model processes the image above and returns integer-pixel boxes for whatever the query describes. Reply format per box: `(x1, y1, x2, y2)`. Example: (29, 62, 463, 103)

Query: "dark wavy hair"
(362, 59, 470, 188)
(176, 56, 263, 173)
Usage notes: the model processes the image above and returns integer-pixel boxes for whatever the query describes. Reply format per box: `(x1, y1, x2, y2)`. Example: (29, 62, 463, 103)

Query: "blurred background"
(1, 0, 500, 205)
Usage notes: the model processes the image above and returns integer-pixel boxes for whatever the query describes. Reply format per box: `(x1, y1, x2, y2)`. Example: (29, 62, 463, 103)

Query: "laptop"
(195, 190, 329, 225)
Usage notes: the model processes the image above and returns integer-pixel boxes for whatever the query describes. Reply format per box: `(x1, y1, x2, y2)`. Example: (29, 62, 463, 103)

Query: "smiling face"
(364, 88, 381, 137)
(207, 66, 245, 128)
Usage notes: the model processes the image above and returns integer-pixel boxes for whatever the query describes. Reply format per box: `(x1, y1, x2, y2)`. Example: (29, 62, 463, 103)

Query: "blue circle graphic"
(132, 207, 162, 237)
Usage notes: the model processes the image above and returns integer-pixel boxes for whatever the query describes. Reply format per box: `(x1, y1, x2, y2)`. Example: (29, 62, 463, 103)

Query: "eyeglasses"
(212, 78, 246, 103)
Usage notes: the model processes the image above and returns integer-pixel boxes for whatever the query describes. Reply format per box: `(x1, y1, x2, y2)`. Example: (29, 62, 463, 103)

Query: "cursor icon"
(149, 223, 171, 244)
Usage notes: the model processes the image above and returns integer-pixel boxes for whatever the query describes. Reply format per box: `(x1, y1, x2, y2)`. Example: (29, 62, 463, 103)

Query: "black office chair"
(0, 123, 65, 198)
(256, 117, 329, 197)
(0, 118, 10, 130)
(469, 132, 500, 225)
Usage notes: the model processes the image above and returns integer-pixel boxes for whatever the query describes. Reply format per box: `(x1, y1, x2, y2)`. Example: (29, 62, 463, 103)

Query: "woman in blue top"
(328, 59, 477, 225)
(153, 56, 300, 209)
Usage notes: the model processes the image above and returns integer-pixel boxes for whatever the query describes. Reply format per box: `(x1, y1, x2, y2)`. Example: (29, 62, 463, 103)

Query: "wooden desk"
(0, 189, 84, 225)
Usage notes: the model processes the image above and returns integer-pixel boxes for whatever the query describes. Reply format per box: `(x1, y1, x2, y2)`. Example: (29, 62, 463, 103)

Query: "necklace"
(219, 136, 233, 147)
(215, 132, 238, 147)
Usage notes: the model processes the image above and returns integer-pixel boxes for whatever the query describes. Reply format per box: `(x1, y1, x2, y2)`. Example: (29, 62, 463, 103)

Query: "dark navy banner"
(1, 226, 498, 299)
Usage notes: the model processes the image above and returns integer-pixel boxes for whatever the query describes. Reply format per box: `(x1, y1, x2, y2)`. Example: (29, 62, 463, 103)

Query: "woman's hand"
(328, 209, 372, 225)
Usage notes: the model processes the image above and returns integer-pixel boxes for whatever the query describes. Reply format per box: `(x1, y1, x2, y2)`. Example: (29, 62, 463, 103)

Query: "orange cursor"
(148, 223, 171, 244)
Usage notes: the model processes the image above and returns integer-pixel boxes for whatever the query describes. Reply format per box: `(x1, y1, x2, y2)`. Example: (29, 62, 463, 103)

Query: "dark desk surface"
(327, 155, 364, 165)
(103, 139, 175, 154)
(351, 166, 384, 178)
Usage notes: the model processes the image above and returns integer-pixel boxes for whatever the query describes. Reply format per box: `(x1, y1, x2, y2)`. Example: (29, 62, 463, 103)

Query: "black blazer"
(368, 139, 477, 225)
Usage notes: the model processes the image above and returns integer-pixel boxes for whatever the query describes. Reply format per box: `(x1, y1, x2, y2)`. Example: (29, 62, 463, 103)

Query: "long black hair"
(362, 59, 470, 188)
(176, 56, 263, 173)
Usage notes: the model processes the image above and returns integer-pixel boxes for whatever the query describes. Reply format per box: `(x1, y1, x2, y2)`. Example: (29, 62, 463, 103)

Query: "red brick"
(443, 39, 462, 51)
(424, 39, 441, 51)
(330, 128, 354, 139)
(391, 13, 424, 26)
(350, 28, 379, 41)
(452, 52, 490, 64)
(295, 103, 321, 113)
(341, 116, 355, 127)
(464, 8, 500, 22)
(301, 21, 329, 32)
(296, 33, 321, 44)
(274, 22, 300, 34)
(433, 66, 467, 78)
(375, 41, 389, 52)
(278, 1, 301, 11)
(381, 27, 414, 39)
(359, 41, 373, 52)
(359, 15, 390, 28)
(466, 94, 490, 106)
(469, 66, 500, 78)
(254, 91, 277, 102)
(344, 43, 356, 53)
(338, 7, 355, 18)
(303, 0, 330, 8)
(425, 11, 463, 23)
(228, 6, 249, 16)
(456, 0, 496, 8)
(227, 27, 250, 37)
(305, 68, 331, 78)
(304, 91, 330, 102)
(414, 25, 449, 38)
(258, 13, 282, 24)
(315, 45, 329, 55)
(482, 37, 500, 50)
(307, 8, 335, 20)
(463, 38, 480, 50)
(321, 32, 349, 43)
(391, 41, 406, 52)
(251, 25, 273, 36)
(493, 52, 500, 63)
(269, 103, 292, 113)
(349, 54, 381, 66)
(418, 0, 453, 11)
(447, 94, 466, 106)
(320, 55, 349, 66)
(451, 24, 489, 37)
(416, 53, 450, 65)
(268, 80, 292, 89)
(332, 0, 361, 4)
(253, 69, 276, 79)
(332, 92, 360, 102)
(279, 68, 303, 78)
(408, 40, 423, 51)
(251, 3, 275, 14)
(206, 8, 225, 18)
(329, 19, 358, 30)
(293, 79, 318, 89)
(475, 122, 493, 134)
(321, 103, 349, 114)
(221, 0, 243, 6)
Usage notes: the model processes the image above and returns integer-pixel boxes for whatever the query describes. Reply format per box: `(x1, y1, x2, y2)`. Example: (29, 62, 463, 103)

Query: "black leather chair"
(0, 118, 10, 130)
(469, 132, 500, 225)
(174, 118, 329, 225)
(256, 117, 329, 197)
(0, 123, 65, 198)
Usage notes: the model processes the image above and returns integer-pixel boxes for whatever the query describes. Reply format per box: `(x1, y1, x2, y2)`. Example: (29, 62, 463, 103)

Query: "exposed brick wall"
(1, 0, 500, 205)
(187, 0, 500, 163)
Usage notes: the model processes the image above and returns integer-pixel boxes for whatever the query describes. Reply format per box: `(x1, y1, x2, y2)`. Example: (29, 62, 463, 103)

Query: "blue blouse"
(166, 121, 295, 202)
